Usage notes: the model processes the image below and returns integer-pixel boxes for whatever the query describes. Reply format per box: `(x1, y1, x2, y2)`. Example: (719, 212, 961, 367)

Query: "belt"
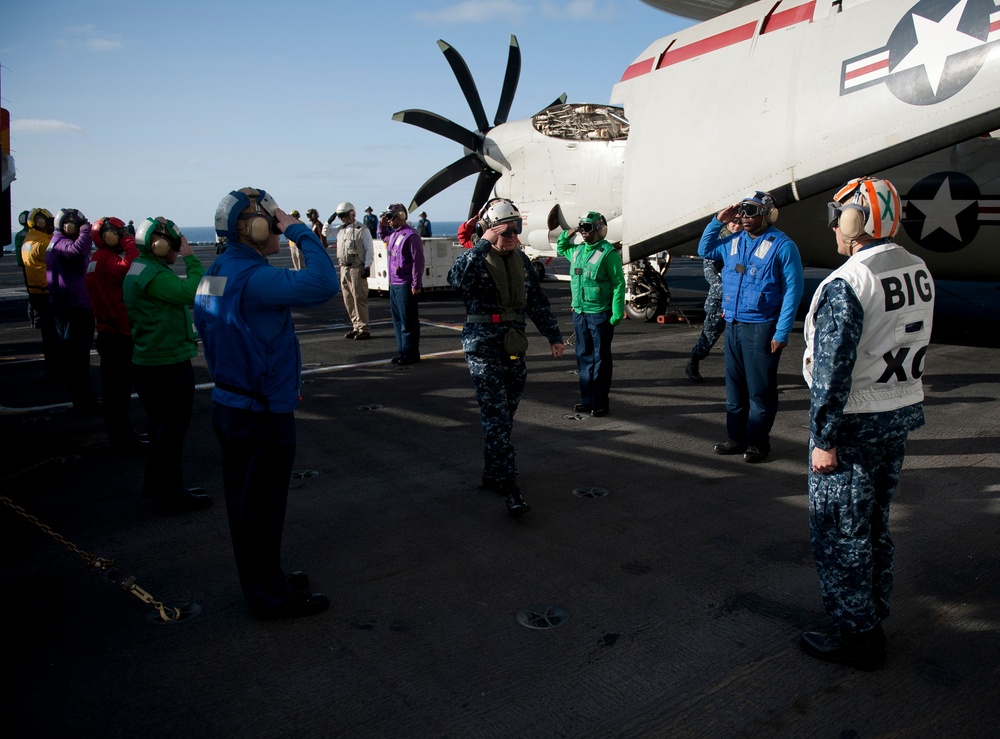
(466, 311, 525, 324)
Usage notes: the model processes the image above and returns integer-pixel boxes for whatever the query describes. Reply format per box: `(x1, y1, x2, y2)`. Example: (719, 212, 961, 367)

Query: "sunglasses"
(826, 202, 842, 229)
(737, 202, 765, 218)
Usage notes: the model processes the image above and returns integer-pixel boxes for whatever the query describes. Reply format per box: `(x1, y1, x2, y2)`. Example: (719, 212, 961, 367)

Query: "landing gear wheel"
(624, 291, 663, 322)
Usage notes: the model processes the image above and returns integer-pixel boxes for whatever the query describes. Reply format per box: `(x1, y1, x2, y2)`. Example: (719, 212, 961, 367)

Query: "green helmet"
(578, 211, 607, 241)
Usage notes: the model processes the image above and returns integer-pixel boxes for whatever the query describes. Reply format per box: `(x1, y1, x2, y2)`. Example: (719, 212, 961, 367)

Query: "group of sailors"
(11, 175, 935, 666)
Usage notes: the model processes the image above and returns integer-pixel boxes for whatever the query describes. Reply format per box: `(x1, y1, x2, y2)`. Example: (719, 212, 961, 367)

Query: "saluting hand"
(273, 207, 298, 234)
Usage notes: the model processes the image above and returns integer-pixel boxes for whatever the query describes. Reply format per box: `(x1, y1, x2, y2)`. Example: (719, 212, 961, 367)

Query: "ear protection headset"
(215, 188, 280, 247)
(832, 177, 900, 240)
(475, 197, 505, 237)
(93, 216, 126, 249)
(28, 208, 54, 233)
(838, 204, 867, 240)
(136, 217, 183, 257)
(578, 211, 609, 241)
(739, 192, 779, 226)
(238, 189, 280, 245)
(381, 203, 408, 223)
(55, 208, 85, 237)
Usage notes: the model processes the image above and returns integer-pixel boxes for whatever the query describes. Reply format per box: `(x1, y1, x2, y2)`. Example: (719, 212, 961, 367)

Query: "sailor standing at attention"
(698, 191, 804, 463)
(557, 211, 625, 418)
(800, 177, 934, 670)
(194, 187, 339, 619)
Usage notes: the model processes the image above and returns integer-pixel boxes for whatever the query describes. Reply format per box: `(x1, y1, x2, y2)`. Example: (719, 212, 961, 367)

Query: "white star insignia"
(907, 176, 976, 240)
(893, 0, 983, 95)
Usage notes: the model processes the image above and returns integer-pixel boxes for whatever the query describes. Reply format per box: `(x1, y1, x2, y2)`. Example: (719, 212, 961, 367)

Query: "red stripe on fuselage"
(846, 58, 890, 81)
(621, 57, 655, 82)
(620, 3, 815, 81)
(658, 22, 756, 69)
(761, 1, 815, 34)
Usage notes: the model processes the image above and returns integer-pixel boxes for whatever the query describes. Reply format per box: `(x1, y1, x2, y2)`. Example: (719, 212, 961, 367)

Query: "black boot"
(685, 358, 703, 383)
(800, 624, 887, 671)
(505, 486, 530, 516)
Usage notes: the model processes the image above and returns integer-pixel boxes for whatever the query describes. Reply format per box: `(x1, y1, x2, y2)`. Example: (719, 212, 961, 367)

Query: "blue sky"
(2, 0, 691, 227)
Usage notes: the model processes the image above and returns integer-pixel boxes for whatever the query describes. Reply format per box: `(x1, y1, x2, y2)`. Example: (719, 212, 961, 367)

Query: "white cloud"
(84, 38, 124, 52)
(414, 0, 530, 24)
(52, 24, 123, 52)
(541, 0, 617, 20)
(11, 119, 85, 135)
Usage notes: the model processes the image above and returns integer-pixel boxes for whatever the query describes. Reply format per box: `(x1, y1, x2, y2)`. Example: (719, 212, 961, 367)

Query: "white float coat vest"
(803, 242, 934, 414)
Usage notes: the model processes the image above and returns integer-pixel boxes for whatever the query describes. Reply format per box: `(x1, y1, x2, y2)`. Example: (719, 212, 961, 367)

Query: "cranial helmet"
(831, 177, 900, 240)
(28, 208, 54, 234)
(578, 210, 608, 241)
(93, 216, 127, 249)
(476, 198, 522, 236)
(739, 191, 778, 225)
(18, 210, 29, 228)
(55, 208, 86, 238)
(381, 203, 408, 221)
(335, 201, 356, 216)
(216, 187, 280, 246)
(136, 217, 183, 258)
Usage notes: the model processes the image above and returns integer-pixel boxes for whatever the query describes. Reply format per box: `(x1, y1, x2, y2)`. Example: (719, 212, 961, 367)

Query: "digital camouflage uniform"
(806, 279, 926, 634)
(448, 237, 563, 489)
(690, 258, 724, 360)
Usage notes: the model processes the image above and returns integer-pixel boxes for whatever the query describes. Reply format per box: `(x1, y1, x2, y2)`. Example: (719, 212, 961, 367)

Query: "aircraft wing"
(613, 0, 1000, 262)
(639, 0, 756, 21)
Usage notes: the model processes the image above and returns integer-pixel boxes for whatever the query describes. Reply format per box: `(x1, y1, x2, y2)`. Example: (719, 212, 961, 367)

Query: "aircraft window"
(532, 103, 630, 141)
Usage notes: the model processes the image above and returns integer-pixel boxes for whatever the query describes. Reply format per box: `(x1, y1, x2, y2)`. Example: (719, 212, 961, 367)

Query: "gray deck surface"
(1, 247, 998, 738)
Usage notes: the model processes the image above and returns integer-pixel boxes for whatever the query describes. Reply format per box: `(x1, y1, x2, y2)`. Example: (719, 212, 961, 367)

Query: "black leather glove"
(363, 267, 371, 279)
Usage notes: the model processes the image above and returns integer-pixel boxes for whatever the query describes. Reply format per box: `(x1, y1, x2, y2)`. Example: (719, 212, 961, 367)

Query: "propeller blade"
(409, 153, 484, 214)
(493, 35, 521, 127)
(468, 169, 501, 219)
(437, 39, 491, 134)
(538, 94, 567, 115)
(392, 109, 482, 152)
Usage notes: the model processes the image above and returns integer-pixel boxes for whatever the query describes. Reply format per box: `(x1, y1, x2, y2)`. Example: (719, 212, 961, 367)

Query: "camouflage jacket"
(448, 238, 563, 358)
(808, 279, 924, 450)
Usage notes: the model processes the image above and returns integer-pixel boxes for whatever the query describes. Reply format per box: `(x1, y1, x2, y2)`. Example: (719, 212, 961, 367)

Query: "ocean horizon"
(7, 220, 466, 248)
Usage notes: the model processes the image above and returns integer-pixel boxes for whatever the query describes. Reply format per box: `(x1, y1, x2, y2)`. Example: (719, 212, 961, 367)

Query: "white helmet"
(830, 177, 900, 240)
(335, 201, 356, 216)
(476, 198, 522, 235)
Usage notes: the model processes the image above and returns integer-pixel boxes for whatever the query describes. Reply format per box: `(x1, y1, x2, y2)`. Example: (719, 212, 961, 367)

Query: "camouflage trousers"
(690, 263, 724, 360)
(808, 435, 908, 633)
(467, 353, 527, 486)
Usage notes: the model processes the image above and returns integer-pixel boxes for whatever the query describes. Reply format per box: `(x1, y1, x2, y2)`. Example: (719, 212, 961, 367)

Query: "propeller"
(393, 35, 564, 219)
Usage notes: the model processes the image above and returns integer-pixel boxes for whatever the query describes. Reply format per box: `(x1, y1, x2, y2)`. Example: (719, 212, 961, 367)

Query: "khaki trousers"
(341, 265, 369, 332)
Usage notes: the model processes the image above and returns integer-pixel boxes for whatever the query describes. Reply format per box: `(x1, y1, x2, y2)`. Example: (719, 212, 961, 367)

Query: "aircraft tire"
(624, 291, 662, 322)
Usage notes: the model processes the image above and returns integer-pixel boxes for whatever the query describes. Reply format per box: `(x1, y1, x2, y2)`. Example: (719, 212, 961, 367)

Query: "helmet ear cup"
(151, 236, 172, 258)
(767, 207, 779, 225)
(840, 205, 866, 240)
(239, 214, 272, 245)
(62, 220, 79, 237)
